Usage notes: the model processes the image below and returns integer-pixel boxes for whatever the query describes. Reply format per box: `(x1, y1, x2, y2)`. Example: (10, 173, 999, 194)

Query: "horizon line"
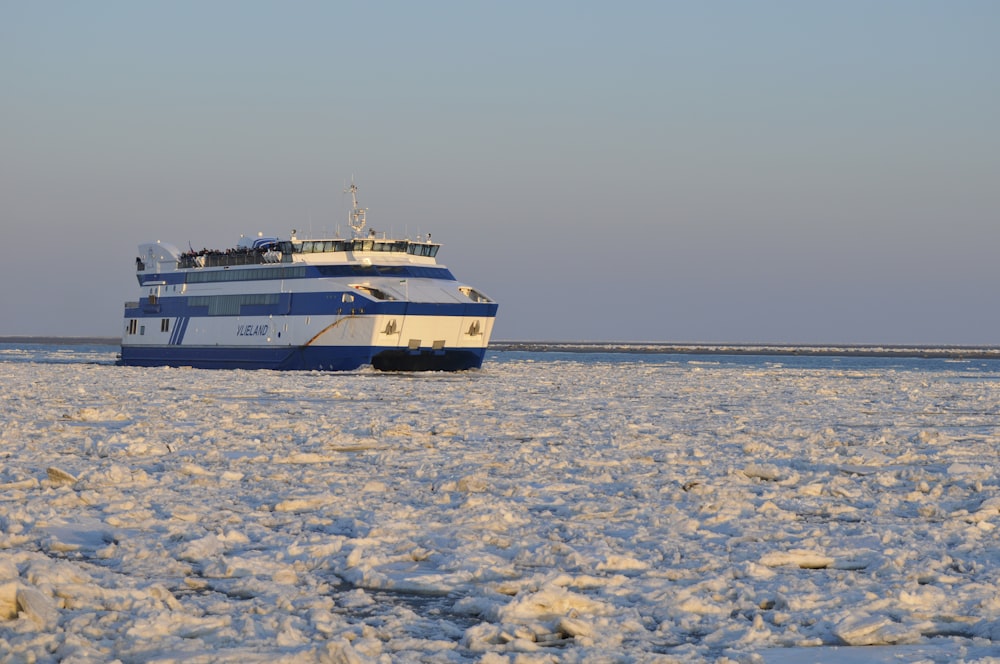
(3, 336, 1000, 359)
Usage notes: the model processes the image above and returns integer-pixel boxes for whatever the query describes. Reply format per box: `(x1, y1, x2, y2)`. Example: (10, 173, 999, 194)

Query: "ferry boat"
(119, 184, 497, 371)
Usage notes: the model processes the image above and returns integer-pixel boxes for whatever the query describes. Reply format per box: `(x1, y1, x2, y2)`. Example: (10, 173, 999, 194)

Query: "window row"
(177, 264, 453, 284)
(126, 319, 168, 335)
(188, 293, 281, 316)
(314, 265, 454, 279)
(186, 266, 306, 283)
(295, 240, 439, 257)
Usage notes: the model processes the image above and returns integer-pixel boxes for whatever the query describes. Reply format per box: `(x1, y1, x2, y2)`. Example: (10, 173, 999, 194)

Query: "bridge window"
(459, 287, 491, 303)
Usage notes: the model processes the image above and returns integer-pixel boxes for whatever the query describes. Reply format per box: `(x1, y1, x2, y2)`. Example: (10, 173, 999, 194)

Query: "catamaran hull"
(119, 344, 488, 371)
(119, 308, 496, 372)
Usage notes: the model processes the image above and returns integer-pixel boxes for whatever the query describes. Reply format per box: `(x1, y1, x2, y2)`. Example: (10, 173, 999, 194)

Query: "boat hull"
(119, 344, 488, 371)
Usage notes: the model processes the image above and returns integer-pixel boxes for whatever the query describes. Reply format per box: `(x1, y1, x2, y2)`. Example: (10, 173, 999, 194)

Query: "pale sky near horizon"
(3, 1, 998, 344)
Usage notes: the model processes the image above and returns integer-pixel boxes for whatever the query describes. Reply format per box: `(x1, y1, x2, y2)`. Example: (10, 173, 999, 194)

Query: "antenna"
(344, 177, 367, 237)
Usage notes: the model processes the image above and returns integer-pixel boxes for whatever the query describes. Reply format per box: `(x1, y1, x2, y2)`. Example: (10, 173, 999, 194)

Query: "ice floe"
(1, 347, 1000, 661)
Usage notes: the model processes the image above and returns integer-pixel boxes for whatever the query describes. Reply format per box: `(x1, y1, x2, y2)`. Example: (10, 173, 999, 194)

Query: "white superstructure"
(120, 185, 497, 370)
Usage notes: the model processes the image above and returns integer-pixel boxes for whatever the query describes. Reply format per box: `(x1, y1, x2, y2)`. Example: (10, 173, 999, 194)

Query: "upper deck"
(158, 236, 441, 272)
(134, 182, 444, 278)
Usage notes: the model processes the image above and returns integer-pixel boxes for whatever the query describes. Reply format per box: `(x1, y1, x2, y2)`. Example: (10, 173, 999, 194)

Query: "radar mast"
(345, 180, 367, 237)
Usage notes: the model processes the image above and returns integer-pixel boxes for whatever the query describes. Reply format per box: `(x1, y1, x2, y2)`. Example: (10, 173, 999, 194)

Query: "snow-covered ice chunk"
(833, 614, 924, 646)
(494, 584, 612, 623)
(61, 407, 129, 422)
(45, 466, 77, 485)
(178, 533, 225, 561)
(0, 581, 17, 619)
(760, 549, 835, 569)
(15, 585, 59, 629)
(743, 463, 785, 482)
(273, 496, 333, 513)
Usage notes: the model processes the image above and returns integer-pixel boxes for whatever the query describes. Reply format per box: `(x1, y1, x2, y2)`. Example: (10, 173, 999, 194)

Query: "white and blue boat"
(120, 184, 497, 370)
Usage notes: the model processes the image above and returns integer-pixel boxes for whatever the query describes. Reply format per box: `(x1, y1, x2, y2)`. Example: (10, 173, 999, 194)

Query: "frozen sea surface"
(2, 344, 1000, 662)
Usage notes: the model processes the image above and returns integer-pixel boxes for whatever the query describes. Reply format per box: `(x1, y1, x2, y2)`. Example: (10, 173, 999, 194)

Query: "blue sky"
(3, 1, 998, 343)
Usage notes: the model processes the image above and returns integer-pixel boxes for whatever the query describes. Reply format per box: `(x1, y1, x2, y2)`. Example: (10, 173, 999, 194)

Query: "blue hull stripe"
(126, 297, 497, 320)
(169, 317, 189, 345)
(119, 344, 487, 371)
